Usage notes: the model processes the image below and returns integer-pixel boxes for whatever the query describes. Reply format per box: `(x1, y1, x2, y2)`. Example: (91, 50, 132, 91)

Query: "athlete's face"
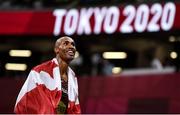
(55, 37, 76, 63)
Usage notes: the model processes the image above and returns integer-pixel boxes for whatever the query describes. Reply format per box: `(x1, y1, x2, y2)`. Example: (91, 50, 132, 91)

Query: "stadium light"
(169, 36, 176, 42)
(75, 51, 79, 58)
(170, 51, 178, 59)
(102, 52, 127, 59)
(112, 67, 122, 74)
(9, 50, 32, 57)
(5, 63, 27, 71)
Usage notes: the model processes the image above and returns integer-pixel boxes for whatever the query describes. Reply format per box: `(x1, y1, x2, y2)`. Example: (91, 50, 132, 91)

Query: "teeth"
(68, 51, 73, 53)
(67, 50, 74, 55)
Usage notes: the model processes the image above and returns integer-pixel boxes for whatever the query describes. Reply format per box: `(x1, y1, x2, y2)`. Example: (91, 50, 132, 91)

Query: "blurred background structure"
(0, 0, 180, 114)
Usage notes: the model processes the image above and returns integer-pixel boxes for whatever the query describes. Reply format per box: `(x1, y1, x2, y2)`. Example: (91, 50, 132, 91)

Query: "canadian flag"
(14, 58, 81, 114)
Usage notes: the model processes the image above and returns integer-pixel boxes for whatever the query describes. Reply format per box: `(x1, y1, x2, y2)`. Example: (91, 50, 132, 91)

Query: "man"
(14, 36, 81, 114)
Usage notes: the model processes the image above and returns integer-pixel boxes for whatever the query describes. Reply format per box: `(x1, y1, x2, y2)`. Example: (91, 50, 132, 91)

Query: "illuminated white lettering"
(94, 7, 107, 34)
(52, 2, 176, 36)
(64, 9, 79, 35)
(53, 9, 66, 36)
(134, 4, 149, 32)
(120, 5, 136, 33)
(104, 6, 119, 34)
(147, 3, 162, 32)
(161, 2, 176, 31)
(77, 8, 93, 35)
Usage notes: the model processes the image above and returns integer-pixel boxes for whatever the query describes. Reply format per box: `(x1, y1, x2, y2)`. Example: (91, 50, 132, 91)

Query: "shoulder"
(32, 59, 58, 77)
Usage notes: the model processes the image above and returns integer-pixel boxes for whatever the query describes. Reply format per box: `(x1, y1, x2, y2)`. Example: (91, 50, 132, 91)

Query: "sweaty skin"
(54, 36, 76, 81)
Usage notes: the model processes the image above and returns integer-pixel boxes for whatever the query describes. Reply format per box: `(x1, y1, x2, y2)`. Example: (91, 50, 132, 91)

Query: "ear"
(54, 47, 59, 54)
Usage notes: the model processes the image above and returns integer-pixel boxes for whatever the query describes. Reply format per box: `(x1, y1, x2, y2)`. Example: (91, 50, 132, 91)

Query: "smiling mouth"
(67, 50, 75, 56)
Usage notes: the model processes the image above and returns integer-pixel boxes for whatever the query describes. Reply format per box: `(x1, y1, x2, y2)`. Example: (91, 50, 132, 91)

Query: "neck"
(56, 56, 68, 75)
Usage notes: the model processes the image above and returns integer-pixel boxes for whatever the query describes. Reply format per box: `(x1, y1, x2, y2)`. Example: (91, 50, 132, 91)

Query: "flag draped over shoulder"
(14, 58, 81, 114)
